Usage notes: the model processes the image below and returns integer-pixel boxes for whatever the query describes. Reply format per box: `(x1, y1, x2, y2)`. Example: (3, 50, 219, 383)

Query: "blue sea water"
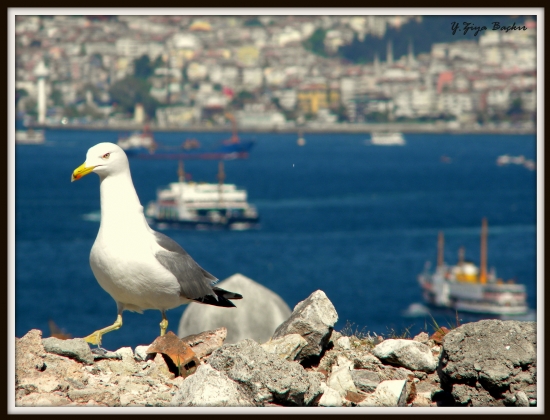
(14, 130, 538, 350)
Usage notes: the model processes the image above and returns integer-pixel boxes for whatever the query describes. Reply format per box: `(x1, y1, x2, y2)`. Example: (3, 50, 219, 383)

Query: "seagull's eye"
(102, 153, 111, 159)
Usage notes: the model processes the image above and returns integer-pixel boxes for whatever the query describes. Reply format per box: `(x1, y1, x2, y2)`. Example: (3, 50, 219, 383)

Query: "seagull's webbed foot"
(84, 314, 123, 346)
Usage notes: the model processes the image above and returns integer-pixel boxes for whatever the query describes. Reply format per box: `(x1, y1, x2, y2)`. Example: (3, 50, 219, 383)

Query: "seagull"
(71, 142, 242, 346)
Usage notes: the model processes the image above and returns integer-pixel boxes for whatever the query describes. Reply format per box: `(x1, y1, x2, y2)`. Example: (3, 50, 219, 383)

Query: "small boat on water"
(368, 132, 405, 146)
(496, 154, 536, 171)
(15, 128, 45, 144)
(297, 129, 306, 146)
(118, 120, 255, 160)
(418, 218, 529, 316)
(145, 161, 260, 230)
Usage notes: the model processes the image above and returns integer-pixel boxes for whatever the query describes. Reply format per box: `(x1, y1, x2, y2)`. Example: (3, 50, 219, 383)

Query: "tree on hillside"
(302, 28, 328, 57)
(108, 75, 159, 118)
(133, 55, 155, 80)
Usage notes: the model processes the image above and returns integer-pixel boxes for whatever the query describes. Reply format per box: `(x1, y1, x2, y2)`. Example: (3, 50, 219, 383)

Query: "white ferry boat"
(369, 132, 405, 146)
(418, 218, 529, 316)
(15, 129, 45, 144)
(117, 126, 157, 154)
(145, 161, 260, 230)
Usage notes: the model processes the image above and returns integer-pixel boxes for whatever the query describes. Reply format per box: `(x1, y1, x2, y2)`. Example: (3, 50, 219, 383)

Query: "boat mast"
(479, 218, 488, 284)
(217, 161, 225, 206)
(225, 113, 239, 144)
(176, 160, 185, 214)
(458, 246, 465, 265)
(178, 160, 185, 184)
(437, 231, 444, 267)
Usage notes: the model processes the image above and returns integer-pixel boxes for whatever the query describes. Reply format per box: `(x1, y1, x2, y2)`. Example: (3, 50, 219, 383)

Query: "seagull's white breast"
(90, 202, 183, 312)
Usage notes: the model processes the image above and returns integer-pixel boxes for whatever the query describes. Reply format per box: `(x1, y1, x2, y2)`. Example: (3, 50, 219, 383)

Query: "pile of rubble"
(14, 290, 537, 408)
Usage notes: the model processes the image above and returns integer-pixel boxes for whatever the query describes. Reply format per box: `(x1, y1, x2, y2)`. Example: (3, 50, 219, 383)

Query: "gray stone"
(372, 339, 437, 373)
(178, 273, 291, 344)
(515, 391, 529, 407)
(208, 339, 322, 406)
(272, 290, 338, 362)
(261, 334, 308, 361)
(350, 369, 381, 393)
(42, 337, 94, 365)
(440, 320, 537, 406)
(171, 364, 256, 407)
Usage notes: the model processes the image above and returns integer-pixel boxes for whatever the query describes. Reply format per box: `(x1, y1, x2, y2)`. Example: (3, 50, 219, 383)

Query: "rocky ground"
(14, 290, 537, 408)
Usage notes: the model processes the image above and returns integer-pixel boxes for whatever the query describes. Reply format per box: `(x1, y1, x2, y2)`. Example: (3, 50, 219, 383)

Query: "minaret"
(217, 161, 225, 206)
(437, 231, 444, 268)
(34, 61, 49, 125)
(374, 52, 381, 76)
(386, 40, 393, 66)
(408, 39, 415, 66)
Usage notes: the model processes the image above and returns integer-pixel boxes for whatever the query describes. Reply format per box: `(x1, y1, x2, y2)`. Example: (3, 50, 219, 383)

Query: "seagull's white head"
(71, 142, 129, 182)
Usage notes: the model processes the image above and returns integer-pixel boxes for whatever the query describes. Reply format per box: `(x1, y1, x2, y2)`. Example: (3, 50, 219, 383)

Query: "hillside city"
(14, 15, 537, 133)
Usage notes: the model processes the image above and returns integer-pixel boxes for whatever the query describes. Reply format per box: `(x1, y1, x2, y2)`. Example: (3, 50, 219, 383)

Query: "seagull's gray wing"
(153, 231, 218, 300)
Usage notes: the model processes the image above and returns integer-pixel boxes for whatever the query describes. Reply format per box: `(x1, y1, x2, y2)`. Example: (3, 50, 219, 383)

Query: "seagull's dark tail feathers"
(193, 287, 243, 308)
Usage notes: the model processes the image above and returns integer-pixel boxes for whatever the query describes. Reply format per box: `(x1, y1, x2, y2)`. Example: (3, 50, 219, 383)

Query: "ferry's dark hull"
(149, 214, 260, 231)
(124, 140, 255, 160)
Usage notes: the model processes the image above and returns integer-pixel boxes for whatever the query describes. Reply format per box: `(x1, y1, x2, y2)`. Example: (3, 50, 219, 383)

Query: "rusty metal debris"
(147, 331, 200, 377)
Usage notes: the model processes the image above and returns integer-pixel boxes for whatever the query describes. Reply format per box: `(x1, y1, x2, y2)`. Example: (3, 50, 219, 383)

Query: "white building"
(236, 109, 287, 128)
(437, 92, 474, 116)
(274, 89, 297, 110)
(186, 62, 208, 81)
(242, 67, 263, 89)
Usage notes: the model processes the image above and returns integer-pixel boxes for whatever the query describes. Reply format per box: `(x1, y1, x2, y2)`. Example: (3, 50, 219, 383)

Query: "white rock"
(327, 355, 357, 396)
(134, 345, 150, 362)
(336, 336, 351, 350)
(171, 364, 255, 407)
(318, 383, 343, 407)
(358, 379, 408, 407)
(373, 339, 437, 372)
(115, 347, 134, 362)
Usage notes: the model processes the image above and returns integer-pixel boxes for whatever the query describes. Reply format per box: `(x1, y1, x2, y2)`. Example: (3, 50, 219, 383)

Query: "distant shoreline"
(27, 123, 536, 136)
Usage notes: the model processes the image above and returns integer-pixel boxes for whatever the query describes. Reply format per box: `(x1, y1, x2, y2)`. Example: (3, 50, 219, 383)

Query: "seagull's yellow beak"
(71, 162, 95, 182)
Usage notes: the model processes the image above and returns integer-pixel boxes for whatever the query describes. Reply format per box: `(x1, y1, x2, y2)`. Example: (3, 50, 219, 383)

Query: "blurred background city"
(15, 14, 536, 133)
(13, 12, 538, 349)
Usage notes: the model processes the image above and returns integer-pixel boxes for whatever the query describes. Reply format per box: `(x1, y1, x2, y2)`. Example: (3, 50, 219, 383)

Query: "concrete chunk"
(42, 337, 94, 365)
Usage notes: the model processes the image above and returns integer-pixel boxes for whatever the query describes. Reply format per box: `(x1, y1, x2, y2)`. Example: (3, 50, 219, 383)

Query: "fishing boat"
(118, 117, 255, 160)
(417, 218, 529, 316)
(369, 132, 405, 146)
(145, 161, 260, 230)
(15, 128, 45, 144)
(297, 129, 306, 146)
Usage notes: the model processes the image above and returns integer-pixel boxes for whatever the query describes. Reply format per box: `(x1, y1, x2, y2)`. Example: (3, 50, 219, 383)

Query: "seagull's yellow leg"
(160, 311, 168, 336)
(84, 314, 123, 346)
